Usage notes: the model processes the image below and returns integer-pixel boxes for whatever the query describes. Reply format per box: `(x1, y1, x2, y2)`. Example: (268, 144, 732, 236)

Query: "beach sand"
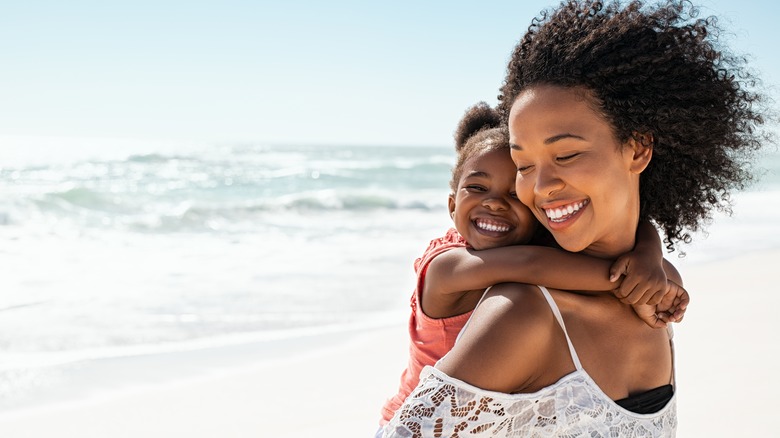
(0, 250, 776, 437)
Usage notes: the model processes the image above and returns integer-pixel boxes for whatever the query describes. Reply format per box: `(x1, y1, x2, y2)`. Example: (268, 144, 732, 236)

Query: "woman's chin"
(549, 233, 591, 254)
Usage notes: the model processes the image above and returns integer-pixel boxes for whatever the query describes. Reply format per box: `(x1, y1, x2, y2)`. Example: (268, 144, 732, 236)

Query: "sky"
(1, 0, 778, 147)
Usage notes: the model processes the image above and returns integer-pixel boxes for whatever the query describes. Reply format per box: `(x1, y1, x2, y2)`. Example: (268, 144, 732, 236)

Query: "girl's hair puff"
(450, 102, 509, 192)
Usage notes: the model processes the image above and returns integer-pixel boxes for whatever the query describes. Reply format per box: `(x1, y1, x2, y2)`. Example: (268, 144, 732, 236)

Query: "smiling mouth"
(474, 218, 512, 233)
(543, 199, 589, 223)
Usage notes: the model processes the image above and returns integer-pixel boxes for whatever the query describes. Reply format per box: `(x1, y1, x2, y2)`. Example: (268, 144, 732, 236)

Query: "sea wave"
(3, 184, 445, 233)
(0, 144, 454, 233)
(38, 187, 121, 212)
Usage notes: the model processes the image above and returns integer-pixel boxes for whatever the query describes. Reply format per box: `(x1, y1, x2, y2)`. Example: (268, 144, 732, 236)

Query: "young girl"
(378, 102, 687, 428)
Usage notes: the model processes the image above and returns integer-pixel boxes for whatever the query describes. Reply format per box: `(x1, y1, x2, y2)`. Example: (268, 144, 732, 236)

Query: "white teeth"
(544, 200, 587, 222)
(476, 220, 510, 232)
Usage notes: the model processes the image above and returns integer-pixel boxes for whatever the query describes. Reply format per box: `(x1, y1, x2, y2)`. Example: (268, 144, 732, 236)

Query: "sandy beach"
(0, 249, 777, 438)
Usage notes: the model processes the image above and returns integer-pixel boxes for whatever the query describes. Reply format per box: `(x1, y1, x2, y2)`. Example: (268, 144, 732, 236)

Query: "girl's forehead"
(458, 150, 514, 182)
(463, 147, 510, 165)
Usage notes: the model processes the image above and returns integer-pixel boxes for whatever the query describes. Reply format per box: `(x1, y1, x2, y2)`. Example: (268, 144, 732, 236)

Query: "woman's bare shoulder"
(549, 289, 674, 397)
(437, 283, 561, 392)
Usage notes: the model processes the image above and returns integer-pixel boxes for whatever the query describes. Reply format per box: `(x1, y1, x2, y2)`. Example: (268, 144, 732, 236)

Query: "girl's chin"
(470, 236, 515, 251)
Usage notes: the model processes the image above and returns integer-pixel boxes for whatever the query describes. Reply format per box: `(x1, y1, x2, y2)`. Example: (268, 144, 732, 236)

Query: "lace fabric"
(383, 367, 677, 438)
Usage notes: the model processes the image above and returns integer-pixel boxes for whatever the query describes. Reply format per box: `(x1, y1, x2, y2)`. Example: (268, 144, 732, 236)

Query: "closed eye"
(556, 153, 580, 161)
(465, 184, 487, 192)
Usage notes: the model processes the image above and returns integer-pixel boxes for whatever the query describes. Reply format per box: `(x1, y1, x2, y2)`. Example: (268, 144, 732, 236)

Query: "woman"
(382, 1, 767, 436)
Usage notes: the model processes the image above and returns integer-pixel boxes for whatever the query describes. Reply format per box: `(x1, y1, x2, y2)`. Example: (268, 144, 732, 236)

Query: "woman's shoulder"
(484, 283, 557, 325)
(548, 289, 674, 399)
(436, 283, 565, 392)
(549, 288, 646, 329)
(463, 283, 558, 343)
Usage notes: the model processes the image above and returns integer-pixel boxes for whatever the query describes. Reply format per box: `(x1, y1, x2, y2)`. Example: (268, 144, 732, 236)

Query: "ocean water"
(0, 140, 457, 413)
(0, 139, 778, 414)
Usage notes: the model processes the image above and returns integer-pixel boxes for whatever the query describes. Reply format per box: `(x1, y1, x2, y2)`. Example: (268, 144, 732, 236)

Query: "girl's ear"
(628, 132, 653, 174)
(448, 195, 456, 220)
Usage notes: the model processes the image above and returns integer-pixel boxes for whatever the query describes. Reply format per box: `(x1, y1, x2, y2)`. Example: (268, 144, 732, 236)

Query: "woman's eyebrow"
(510, 133, 586, 151)
(545, 133, 586, 144)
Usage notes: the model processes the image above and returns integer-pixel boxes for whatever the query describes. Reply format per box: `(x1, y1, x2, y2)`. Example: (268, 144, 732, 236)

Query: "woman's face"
(508, 85, 651, 257)
(448, 147, 537, 250)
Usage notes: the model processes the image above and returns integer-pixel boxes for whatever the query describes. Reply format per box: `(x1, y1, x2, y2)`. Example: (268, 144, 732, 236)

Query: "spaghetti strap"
(536, 286, 583, 371)
(454, 286, 492, 344)
(667, 325, 676, 387)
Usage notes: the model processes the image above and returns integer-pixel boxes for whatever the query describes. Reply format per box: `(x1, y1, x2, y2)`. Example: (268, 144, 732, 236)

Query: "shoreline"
(0, 249, 777, 437)
(0, 314, 407, 419)
(0, 324, 409, 437)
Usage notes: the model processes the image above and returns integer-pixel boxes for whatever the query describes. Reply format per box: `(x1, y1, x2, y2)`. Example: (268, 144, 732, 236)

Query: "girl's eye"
(465, 185, 487, 192)
(509, 192, 519, 200)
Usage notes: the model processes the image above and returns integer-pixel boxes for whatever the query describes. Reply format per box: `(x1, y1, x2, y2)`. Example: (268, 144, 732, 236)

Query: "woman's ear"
(448, 195, 456, 220)
(628, 132, 653, 174)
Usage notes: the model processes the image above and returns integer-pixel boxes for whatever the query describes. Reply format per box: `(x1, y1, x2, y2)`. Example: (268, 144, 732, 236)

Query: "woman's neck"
(581, 226, 638, 259)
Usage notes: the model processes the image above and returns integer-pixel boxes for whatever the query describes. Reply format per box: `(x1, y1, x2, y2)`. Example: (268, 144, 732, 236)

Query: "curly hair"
(449, 102, 508, 192)
(498, 0, 772, 251)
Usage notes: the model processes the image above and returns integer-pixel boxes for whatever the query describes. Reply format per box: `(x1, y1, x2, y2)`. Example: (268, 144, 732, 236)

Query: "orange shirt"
(380, 228, 472, 425)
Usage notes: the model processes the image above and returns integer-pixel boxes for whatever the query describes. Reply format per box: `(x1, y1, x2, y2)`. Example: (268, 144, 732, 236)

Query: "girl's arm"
(424, 221, 687, 326)
(425, 245, 615, 299)
(426, 220, 665, 299)
(630, 259, 688, 328)
(609, 221, 667, 305)
(608, 221, 690, 326)
(420, 244, 617, 319)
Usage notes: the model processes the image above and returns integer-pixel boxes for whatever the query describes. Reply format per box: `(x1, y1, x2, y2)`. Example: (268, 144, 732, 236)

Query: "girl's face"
(508, 85, 651, 257)
(448, 147, 537, 250)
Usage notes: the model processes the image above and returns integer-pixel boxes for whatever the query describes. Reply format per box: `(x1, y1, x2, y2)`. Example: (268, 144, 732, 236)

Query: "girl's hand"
(655, 280, 689, 323)
(625, 280, 690, 328)
(609, 252, 667, 306)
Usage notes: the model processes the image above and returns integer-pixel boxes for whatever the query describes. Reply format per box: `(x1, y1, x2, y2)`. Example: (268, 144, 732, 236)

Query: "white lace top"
(381, 286, 677, 438)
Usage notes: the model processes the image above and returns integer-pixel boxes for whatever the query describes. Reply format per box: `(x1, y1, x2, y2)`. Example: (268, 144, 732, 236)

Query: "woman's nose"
(534, 164, 565, 197)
